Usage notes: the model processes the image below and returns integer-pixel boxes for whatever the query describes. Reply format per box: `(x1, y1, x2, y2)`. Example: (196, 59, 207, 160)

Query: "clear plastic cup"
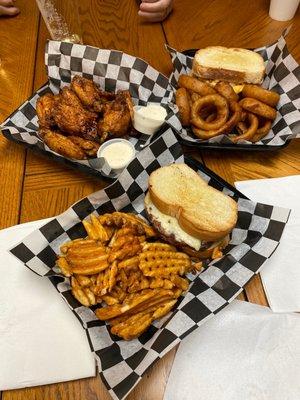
(35, 0, 83, 43)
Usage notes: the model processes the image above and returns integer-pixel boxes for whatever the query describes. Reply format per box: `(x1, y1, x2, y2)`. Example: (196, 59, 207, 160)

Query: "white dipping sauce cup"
(269, 0, 300, 21)
(97, 138, 135, 173)
(133, 105, 167, 135)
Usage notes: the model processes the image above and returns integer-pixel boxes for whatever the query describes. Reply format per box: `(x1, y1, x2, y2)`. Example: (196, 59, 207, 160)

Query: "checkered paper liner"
(166, 30, 300, 146)
(9, 130, 289, 399)
(0, 40, 174, 178)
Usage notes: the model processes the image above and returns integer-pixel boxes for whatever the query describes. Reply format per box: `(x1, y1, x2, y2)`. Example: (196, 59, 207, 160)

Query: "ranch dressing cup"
(133, 104, 167, 135)
(269, 0, 300, 21)
(97, 139, 135, 173)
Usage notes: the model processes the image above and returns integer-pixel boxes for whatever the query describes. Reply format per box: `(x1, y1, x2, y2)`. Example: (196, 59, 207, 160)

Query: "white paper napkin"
(0, 219, 96, 390)
(164, 300, 300, 400)
(235, 175, 300, 313)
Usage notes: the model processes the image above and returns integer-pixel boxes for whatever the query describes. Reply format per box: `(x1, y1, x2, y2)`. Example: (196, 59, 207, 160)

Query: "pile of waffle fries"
(56, 212, 202, 340)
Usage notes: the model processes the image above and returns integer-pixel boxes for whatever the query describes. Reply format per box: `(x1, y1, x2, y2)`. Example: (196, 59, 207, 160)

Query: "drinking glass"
(35, 0, 83, 43)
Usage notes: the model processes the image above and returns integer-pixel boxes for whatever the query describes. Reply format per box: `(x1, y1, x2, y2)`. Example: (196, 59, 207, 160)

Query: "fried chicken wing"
(71, 76, 115, 112)
(36, 93, 56, 128)
(41, 129, 86, 159)
(68, 136, 100, 158)
(98, 91, 132, 137)
(53, 87, 98, 141)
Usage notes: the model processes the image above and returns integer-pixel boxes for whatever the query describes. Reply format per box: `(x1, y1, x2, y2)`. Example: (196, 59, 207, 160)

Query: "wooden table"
(0, 0, 299, 399)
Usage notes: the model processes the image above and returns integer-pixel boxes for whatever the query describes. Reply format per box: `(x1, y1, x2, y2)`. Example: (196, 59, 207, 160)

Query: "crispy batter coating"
(41, 129, 87, 159)
(36, 76, 135, 158)
(36, 93, 56, 128)
(68, 136, 99, 158)
(71, 75, 115, 112)
(98, 91, 132, 137)
(53, 87, 98, 140)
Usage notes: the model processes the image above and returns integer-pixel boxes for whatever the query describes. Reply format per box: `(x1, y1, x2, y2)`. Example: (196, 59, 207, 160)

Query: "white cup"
(269, 0, 300, 21)
(97, 138, 135, 173)
(133, 105, 167, 135)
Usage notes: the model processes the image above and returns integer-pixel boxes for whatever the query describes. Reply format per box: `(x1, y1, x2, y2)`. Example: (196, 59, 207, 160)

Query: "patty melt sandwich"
(145, 164, 238, 259)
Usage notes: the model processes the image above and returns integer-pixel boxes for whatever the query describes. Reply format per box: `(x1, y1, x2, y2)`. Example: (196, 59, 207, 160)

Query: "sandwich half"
(145, 164, 238, 259)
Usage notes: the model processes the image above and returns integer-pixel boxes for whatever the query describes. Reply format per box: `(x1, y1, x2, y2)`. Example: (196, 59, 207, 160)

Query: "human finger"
(140, 0, 170, 13)
(0, 0, 15, 6)
(138, 10, 166, 22)
(0, 5, 19, 16)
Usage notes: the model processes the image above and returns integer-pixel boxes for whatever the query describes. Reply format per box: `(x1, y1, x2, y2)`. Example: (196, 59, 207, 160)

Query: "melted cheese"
(145, 195, 201, 251)
(231, 84, 244, 94)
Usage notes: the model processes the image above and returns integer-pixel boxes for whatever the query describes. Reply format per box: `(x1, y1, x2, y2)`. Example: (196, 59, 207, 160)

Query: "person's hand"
(138, 0, 173, 23)
(0, 0, 19, 17)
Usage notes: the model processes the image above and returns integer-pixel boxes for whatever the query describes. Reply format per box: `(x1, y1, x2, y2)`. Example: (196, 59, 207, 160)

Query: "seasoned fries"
(56, 212, 201, 340)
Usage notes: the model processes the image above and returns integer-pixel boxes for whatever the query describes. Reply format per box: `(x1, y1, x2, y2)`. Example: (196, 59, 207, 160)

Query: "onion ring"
(250, 119, 272, 142)
(239, 97, 277, 120)
(175, 87, 191, 127)
(178, 75, 217, 96)
(205, 113, 217, 123)
(215, 81, 238, 102)
(231, 112, 258, 143)
(192, 101, 241, 139)
(236, 121, 247, 135)
(191, 94, 229, 130)
(242, 84, 280, 107)
(199, 104, 216, 120)
(240, 110, 247, 121)
(189, 90, 201, 104)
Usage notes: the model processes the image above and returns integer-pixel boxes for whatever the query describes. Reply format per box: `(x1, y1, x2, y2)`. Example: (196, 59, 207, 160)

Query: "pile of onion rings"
(175, 75, 280, 143)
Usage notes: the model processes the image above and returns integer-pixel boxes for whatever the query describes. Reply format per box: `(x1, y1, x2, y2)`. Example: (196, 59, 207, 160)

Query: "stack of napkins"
(0, 220, 95, 390)
(164, 300, 300, 400)
(235, 175, 300, 313)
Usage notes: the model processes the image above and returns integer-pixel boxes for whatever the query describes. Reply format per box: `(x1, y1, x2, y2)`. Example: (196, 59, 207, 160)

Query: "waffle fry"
(142, 242, 176, 252)
(56, 211, 199, 340)
(99, 212, 156, 238)
(108, 244, 141, 263)
(149, 277, 174, 290)
(111, 312, 153, 340)
(60, 238, 96, 253)
(56, 257, 72, 277)
(57, 239, 109, 275)
(100, 294, 120, 305)
(83, 214, 109, 241)
(139, 250, 191, 277)
(152, 299, 177, 319)
(71, 276, 97, 307)
(118, 256, 139, 270)
(96, 289, 173, 320)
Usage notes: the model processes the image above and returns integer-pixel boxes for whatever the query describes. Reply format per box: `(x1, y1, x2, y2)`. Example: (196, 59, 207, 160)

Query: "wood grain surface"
(1, 0, 299, 399)
(0, 0, 39, 229)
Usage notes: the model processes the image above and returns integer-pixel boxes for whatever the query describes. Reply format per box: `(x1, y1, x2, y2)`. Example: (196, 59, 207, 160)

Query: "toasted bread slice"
(192, 46, 265, 84)
(148, 164, 238, 241)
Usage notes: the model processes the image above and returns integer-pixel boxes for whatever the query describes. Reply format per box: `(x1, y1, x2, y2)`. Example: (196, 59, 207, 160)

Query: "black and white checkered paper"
(166, 30, 300, 147)
(0, 40, 173, 178)
(10, 130, 289, 400)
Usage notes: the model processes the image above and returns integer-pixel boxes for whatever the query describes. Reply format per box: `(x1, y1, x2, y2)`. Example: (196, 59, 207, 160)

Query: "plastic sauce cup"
(97, 139, 135, 172)
(133, 104, 167, 135)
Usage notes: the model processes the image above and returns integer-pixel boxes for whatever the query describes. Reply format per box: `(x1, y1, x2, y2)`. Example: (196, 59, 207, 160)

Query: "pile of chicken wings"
(36, 76, 134, 159)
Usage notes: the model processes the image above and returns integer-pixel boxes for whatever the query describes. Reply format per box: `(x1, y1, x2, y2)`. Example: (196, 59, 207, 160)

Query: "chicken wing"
(36, 93, 56, 128)
(68, 136, 99, 158)
(52, 87, 98, 141)
(41, 129, 86, 159)
(98, 91, 132, 137)
(71, 75, 115, 112)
